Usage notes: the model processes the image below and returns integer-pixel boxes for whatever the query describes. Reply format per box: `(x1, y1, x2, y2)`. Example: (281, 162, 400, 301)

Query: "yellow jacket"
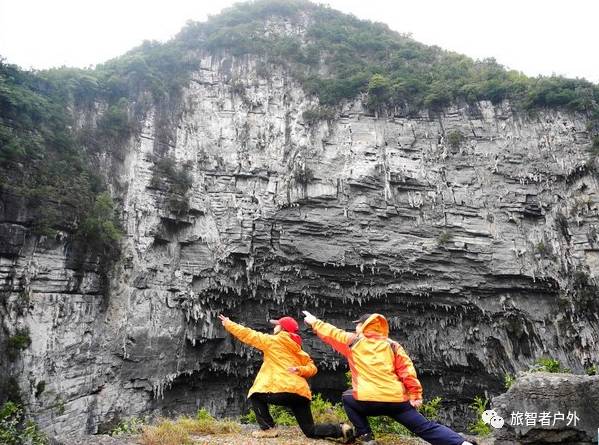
(224, 320, 317, 400)
(311, 314, 422, 402)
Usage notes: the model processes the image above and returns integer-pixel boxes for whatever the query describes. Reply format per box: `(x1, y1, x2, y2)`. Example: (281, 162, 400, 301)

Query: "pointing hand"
(302, 310, 317, 326)
(218, 314, 230, 326)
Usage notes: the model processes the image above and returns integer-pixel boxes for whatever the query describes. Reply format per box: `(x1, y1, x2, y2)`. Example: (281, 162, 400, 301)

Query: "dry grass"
(178, 415, 241, 435)
(140, 419, 191, 445)
(139, 410, 241, 445)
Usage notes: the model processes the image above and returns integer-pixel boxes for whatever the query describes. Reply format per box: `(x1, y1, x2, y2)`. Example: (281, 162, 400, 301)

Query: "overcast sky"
(0, 0, 597, 83)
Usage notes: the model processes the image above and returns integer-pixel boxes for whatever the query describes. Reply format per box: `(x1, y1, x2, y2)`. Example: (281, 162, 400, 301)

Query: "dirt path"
(64, 426, 431, 444)
(188, 427, 428, 444)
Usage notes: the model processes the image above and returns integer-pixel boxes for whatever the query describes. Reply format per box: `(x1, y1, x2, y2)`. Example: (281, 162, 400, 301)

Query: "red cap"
(269, 316, 299, 333)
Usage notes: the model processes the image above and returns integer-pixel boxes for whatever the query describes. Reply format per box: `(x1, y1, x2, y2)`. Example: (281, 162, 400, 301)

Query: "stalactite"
(152, 372, 179, 400)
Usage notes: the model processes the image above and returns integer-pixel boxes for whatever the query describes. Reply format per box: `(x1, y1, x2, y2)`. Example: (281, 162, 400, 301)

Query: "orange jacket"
(224, 320, 317, 400)
(311, 314, 422, 403)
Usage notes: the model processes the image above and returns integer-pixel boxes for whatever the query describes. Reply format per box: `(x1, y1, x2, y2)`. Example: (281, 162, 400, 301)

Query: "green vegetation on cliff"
(0, 60, 121, 259)
(467, 396, 492, 437)
(5, 329, 30, 361)
(0, 402, 47, 445)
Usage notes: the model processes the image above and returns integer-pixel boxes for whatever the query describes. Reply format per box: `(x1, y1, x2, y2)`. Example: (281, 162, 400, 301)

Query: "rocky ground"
(63, 430, 420, 444)
(61, 426, 489, 445)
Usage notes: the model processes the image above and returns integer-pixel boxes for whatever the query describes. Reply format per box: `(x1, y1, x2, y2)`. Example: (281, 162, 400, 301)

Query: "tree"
(77, 192, 122, 258)
(367, 74, 391, 108)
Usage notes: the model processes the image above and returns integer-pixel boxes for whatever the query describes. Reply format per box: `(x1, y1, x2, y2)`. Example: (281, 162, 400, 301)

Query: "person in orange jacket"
(218, 314, 355, 441)
(303, 311, 476, 445)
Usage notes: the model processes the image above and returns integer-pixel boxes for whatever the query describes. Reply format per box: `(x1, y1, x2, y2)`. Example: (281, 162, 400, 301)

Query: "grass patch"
(468, 396, 492, 437)
(531, 357, 571, 373)
(504, 373, 515, 390)
(111, 416, 147, 436)
(191, 408, 241, 434)
(311, 394, 348, 423)
(139, 409, 240, 445)
(141, 420, 191, 445)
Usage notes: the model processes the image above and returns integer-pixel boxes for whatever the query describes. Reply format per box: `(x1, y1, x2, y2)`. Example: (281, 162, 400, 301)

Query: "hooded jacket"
(311, 313, 422, 402)
(224, 320, 317, 400)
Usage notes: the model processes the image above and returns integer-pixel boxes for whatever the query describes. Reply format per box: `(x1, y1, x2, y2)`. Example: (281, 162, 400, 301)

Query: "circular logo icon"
(482, 409, 498, 424)
(490, 416, 505, 429)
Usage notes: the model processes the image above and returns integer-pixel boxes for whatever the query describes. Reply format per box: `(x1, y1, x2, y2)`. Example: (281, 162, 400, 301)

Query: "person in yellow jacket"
(303, 311, 476, 445)
(218, 314, 355, 441)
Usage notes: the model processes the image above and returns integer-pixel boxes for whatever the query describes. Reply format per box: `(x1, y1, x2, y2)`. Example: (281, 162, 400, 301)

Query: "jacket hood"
(279, 330, 302, 347)
(360, 313, 389, 337)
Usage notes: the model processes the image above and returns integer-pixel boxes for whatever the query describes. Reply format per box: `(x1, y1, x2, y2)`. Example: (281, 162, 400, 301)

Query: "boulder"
(492, 372, 599, 444)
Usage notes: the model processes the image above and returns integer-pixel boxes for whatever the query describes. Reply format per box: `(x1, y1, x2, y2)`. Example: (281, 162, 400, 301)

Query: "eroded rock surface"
(493, 372, 599, 444)
(1, 50, 599, 438)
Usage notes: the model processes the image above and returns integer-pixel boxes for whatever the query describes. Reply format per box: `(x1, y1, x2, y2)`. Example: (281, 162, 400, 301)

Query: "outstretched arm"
(219, 315, 272, 351)
(393, 343, 423, 403)
(302, 311, 356, 357)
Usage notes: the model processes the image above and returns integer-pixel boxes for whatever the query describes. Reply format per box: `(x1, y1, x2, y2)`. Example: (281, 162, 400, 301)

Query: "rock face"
(1, 49, 599, 439)
(493, 372, 599, 444)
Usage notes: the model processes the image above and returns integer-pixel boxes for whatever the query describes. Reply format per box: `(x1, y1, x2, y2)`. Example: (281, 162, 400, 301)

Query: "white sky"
(0, 0, 597, 83)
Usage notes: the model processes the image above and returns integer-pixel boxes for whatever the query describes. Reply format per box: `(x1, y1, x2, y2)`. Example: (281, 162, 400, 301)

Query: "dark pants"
(342, 392, 465, 445)
(249, 392, 342, 439)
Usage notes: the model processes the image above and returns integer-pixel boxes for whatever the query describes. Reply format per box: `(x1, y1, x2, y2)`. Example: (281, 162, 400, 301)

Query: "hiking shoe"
(341, 422, 355, 443)
(251, 428, 279, 438)
(355, 433, 377, 444)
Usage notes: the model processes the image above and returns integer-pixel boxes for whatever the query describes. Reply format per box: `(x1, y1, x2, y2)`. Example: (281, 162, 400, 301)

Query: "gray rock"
(1, 43, 599, 437)
(51, 435, 136, 445)
(493, 372, 599, 444)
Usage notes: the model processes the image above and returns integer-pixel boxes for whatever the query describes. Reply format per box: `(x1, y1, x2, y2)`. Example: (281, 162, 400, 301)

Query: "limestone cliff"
(1, 10, 599, 441)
